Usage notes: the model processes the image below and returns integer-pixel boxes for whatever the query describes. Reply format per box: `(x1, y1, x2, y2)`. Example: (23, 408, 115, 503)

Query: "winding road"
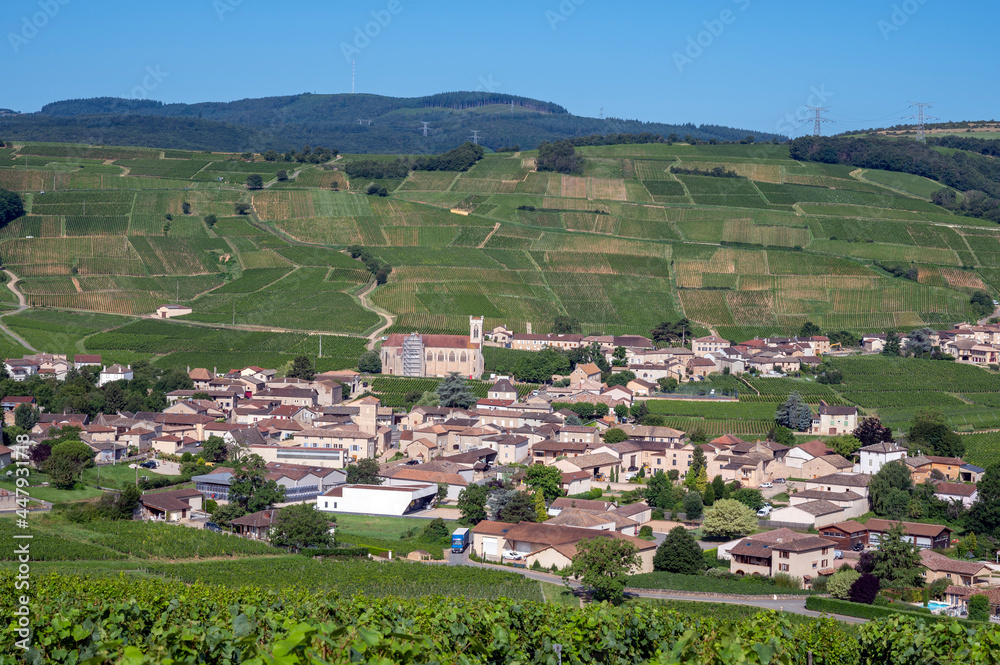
(357, 279, 396, 350)
(0, 269, 37, 351)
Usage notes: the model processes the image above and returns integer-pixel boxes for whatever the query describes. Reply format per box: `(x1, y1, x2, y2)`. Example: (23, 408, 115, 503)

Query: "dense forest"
(790, 135, 1000, 222)
(1, 92, 786, 154)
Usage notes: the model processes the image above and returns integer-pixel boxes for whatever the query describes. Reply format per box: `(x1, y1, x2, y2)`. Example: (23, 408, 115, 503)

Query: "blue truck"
(451, 527, 470, 553)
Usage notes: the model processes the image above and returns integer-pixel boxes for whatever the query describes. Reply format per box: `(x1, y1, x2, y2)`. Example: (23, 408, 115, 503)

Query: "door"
(484, 537, 498, 557)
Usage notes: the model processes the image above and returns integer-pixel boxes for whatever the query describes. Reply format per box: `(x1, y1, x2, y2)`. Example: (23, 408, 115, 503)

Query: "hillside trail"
(478, 223, 501, 248)
(263, 168, 304, 189)
(356, 279, 395, 351)
(0, 270, 37, 352)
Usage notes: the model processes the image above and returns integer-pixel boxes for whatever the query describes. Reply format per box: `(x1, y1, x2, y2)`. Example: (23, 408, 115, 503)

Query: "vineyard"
(5, 571, 977, 664)
(4, 138, 1000, 350)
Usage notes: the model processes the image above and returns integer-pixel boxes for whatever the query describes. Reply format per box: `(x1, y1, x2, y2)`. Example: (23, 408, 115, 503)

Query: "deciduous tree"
(525, 464, 563, 502)
(345, 458, 383, 486)
(603, 428, 628, 444)
(287, 355, 314, 380)
(457, 483, 489, 524)
(853, 416, 893, 448)
(868, 460, 913, 519)
(358, 350, 381, 374)
(270, 504, 334, 550)
(653, 525, 703, 574)
(563, 537, 640, 603)
(701, 499, 757, 539)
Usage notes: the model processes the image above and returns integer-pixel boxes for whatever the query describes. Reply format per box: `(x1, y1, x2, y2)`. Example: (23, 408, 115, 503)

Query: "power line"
(805, 106, 833, 136)
(470, 130, 482, 145)
(905, 101, 938, 142)
(420, 121, 430, 137)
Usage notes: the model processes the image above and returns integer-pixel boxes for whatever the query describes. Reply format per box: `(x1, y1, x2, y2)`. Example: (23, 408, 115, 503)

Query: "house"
(531, 439, 589, 464)
(317, 483, 437, 516)
(1, 396, 35, 426)
(469, 520, 656, 571)
(687, 357, 717, 378)
(907, 455, 966, 483)
(768, 500, 846, 529)
(945, 586, 1000, 618)
(856, 441, 907, 475)
(569, 363, 602, 390)
(4, 359, 38, 381)
(137, 488, 204, 521)
(488, 378, 518, 402)
(230, 509, 280, 540)
(810, 401, 857, 436)
(510, 333, 584, 352)
(729, 528, 838, 582)
(98, 364, 133, 387)
(626, 378, 657, 397)
(547, 508, 639, 536)
(802, 454, 855, 479)
(74, 354, 102, 369)
(920, 549, 993, 587)
(150, 434, 199, 456)
(861, 334, 887, 353)
(549, 497, 617, 516)
(865, 519, 951, 550)
(692, 335, 730, 357)
(805, 473, 872, 498)
(554, 452, 621, 481)
(961, 464, 986, 483)
(0, 444, 11, 470)
(402, 437, 439, 461)
(156, 304, 193, 318)
(788, 489, 868, 519)
(560, 470, 592, 495)
(558, 425, 600, 445)
(817, 521, 869, 550)
(933, 482, 978, 508)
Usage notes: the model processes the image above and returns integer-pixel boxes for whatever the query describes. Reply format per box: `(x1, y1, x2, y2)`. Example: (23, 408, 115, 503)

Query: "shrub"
(969, 594, 990, 622)
(639, 525, 653, 539)
(651, 509, 665, 521)
(827, 568, 860, 599)
(772, 573, 802, 590)
(849, 573, 880, 605)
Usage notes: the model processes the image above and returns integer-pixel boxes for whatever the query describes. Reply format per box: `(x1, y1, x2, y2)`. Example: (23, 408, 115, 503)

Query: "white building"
(98, 364, 134, 387)
(854, 441, 907, 475)
(156, 304, 193, 318)
(316, 483, 437, 516)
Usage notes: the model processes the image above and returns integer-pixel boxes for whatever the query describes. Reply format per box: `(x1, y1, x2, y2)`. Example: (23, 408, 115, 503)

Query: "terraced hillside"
(1, 140, 996, 343)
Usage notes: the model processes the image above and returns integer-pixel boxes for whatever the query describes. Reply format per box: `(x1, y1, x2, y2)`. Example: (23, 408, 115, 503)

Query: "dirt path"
(478, 223, 501, 248)
(263, 168, 304, 189)
(71, 277, 83, 293)
(356, 279, 395, 350)
(0, 270, 36, 351)
(978, 305, 1000, 325)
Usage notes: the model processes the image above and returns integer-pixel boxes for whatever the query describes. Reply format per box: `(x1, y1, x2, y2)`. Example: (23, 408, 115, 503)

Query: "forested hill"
(0, 91, 785, 154)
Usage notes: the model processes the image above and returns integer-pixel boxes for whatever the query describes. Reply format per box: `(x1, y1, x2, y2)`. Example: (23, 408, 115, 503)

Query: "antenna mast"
(805, 106, 833, 136)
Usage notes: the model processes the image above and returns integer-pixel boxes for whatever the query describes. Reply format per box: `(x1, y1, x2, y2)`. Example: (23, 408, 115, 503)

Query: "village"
(2, 316, 1000, 623)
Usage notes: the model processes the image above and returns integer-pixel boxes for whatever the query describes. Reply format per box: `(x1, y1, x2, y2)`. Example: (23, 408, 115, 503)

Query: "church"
(380, 316, 485, 378)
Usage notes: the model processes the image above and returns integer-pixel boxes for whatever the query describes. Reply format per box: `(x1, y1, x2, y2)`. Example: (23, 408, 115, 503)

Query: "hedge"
(627, 571, 815, 596)
(805, 596, 983, 627)
(301, 547, 370, 558)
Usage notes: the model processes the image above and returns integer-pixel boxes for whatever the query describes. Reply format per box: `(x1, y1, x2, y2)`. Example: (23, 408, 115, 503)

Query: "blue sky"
(3, 0, 994, 136)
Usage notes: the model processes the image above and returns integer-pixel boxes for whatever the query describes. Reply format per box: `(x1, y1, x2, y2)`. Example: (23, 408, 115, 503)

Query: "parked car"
(757, 505, 772, 518)
(502, 549, 524, 560)
(140, 461, 157, 469)
(405, 460, 420, 465)
(205, 522, 223, 533)
(852, 542, 865, 552)
(760, 482, 773, 489)
(774, 478, 786, 484)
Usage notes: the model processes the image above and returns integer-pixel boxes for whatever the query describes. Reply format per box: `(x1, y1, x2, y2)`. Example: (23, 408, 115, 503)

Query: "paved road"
(445, 550, 864, 623)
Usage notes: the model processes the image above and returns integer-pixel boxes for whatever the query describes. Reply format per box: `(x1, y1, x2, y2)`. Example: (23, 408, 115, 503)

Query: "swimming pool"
(925, 601, 950, 611)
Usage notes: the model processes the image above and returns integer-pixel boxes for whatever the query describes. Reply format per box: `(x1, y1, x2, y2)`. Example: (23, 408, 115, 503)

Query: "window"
(821, 559, 828, 567)
(438, 352, 445, 361)
(812, 562, 817, 569)
(779, 564, 789, 572)
(822, 548, 828, 555)
(426, 352, 433, 361)
(779, 551, 789, 559)
(657, 458, 662, 465)
(449, 352, 456, 362)
(672, 460, 676, 466)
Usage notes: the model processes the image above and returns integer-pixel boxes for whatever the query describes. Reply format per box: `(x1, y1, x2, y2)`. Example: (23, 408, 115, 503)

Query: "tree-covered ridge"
(1, 91, 786, 154)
